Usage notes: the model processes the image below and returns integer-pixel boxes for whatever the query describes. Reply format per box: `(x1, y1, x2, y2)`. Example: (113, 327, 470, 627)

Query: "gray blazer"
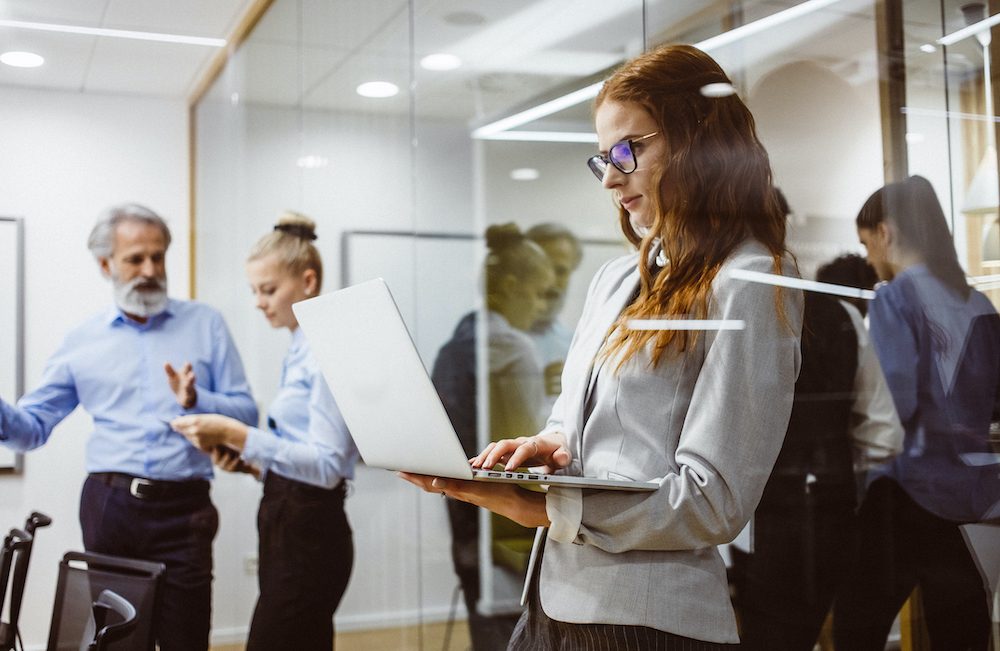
(536, 239, 803, 643)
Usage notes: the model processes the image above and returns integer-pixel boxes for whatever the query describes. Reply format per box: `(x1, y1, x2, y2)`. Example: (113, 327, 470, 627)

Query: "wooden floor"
(211, 619, 472, 651)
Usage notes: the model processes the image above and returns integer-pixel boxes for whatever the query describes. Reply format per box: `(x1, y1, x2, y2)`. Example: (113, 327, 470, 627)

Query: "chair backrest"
(0, 528, 32, 651)
(89, 590, 137, 651)
(46, 551, 164, 651)
(0, 511, 53, 651)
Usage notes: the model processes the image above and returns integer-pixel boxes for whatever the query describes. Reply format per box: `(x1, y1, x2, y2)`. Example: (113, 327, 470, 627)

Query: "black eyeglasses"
(586, 132, 659, 182)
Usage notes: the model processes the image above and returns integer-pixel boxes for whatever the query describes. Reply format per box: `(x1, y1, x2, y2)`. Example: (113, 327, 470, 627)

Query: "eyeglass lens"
(587, 139, 638, 181)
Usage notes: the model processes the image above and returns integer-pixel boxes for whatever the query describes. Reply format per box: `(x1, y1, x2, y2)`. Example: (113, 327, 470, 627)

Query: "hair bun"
(485, 222, 524, 252)
(274, 211, 318, 241)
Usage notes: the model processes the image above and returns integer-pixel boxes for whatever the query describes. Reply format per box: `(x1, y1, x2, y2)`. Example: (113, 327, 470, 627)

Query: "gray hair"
(87, 203, 172, 259)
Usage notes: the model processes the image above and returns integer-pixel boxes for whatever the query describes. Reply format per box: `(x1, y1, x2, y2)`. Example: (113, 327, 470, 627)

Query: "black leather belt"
(90, 472, 209, 500)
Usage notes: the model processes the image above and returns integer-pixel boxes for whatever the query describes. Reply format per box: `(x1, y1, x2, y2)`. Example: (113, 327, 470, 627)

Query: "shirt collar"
(107, 298, 177, 327)
(289, 326, 306, 353)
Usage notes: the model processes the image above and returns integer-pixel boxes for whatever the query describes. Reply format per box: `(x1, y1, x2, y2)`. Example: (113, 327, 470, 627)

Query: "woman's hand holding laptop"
(397, 433, 567, 528)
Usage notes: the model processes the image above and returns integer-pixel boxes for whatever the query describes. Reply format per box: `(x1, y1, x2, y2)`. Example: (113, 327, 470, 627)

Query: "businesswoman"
(172, 213, 359, 651)
(833, 176, 1000, 649)
(401, 43, 802, 649)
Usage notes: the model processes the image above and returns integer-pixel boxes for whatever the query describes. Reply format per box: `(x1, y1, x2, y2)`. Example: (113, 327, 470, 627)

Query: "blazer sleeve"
(546, 254, 803, 552)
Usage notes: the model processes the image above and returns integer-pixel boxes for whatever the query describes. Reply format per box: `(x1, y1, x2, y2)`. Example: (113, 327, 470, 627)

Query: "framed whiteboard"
(0, 217, 24, 473)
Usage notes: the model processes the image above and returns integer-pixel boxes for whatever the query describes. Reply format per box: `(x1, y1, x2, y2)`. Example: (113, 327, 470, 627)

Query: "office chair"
(46, 551, 164, 651)
(89, 590, 137, 651)
(0, 512, 53, 651)
(0, 528, 32, 651)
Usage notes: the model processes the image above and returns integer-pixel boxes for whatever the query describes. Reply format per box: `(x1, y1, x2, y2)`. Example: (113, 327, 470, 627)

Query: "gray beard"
(113, 275, 169, 318)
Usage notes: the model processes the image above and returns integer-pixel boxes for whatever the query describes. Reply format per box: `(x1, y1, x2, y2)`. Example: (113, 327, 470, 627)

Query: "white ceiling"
(0, 0, 258, 98)
(0, 0, 986, 119)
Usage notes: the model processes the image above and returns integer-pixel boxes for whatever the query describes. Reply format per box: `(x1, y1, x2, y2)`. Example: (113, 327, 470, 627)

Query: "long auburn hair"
(598, 44, 789, 367)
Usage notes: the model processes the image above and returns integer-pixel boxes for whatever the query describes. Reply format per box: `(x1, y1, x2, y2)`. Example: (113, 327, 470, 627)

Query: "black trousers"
(737, 497, 856, 651)
(833, 477, 991, 650)
(80, 474, 217, 651)
(246, 472, 353, 651)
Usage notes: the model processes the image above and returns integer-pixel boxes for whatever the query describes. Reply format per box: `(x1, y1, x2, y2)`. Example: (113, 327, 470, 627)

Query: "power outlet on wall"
(243, 554, 258, 575)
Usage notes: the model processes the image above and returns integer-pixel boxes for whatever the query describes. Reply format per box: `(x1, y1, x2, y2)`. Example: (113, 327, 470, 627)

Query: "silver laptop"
(293, 278, 658, 492)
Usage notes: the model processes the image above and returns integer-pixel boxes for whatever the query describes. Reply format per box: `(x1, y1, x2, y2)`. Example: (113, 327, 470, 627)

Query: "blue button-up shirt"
(0, 299, 258, 480)
(241, 328, 358, 489)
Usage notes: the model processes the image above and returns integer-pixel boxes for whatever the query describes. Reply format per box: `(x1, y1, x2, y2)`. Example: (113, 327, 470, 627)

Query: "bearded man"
(0, 203, 257, 651)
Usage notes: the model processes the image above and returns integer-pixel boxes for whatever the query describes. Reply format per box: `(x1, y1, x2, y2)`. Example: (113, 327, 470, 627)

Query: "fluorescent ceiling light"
(937, 13, 1000, 46)
(902, 106, 1000, 123)
(0, 18, 226, 47)
(479, 130, 597, 143)
(356, 81, 399, 98)
(0, 51, 44, 67)
(729, 269, 876, 300)
(471, 81, 603, 138)
(420, 53, 462, 71)
(696, 0, 847, 51)
(470, 0, 849, 141)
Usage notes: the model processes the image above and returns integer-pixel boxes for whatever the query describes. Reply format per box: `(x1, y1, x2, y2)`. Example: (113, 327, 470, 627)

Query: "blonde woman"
(172, 213, 358, 650)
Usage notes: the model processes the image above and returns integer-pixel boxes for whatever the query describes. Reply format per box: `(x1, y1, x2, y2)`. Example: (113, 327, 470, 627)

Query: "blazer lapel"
(565, 263, 642, 445)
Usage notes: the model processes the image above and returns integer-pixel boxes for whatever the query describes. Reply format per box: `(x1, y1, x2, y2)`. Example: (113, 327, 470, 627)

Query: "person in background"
(815, 253, 901, 468)
(815, 252, 880, 317)
(403, 44, 803, 649)
(525, 223, 583, 413)
(737, 236, 903, 648)
(834, 175, 1000, 650)
(0, 203, 257, 651)
(172, 212, 359, 651)
(431, 222, 555, 651)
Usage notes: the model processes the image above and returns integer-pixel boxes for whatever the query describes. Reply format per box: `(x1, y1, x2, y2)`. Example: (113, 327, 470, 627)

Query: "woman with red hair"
(402, 44, 803, 649)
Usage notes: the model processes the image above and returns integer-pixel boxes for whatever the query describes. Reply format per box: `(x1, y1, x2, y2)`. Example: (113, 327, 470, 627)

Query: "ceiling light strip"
(729, 269, 877, 300)
(696, 0, 847, 51)
(469, 0, 848, 140)
(937, 13, 1000, 46)
(0, 19, 226, 47)
(471, 81, 603, 138)
(477, 130, 597, 143)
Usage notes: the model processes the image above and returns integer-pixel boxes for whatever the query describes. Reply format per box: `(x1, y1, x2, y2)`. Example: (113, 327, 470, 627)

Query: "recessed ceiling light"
(510, 168, 540, 181)
(356, 81, 399, 98)
(920, 43, 937, 53)
(297, 155, 329, 169)
(420, 53, 462, 71)
(700, 82, 736, 98)
(1, 51, 44, 68)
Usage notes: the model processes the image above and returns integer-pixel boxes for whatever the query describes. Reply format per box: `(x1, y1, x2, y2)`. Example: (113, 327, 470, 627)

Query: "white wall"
(0, 87, 189, 648)
(748, 59, 884, 278)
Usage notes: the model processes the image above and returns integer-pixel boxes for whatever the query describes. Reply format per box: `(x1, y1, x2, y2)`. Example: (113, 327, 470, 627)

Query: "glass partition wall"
(193, 0, 999, 648)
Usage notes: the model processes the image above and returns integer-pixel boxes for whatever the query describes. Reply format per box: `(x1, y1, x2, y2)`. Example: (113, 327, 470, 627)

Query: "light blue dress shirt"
(0, 299, 258, 480)
(240, 328, 359, 489)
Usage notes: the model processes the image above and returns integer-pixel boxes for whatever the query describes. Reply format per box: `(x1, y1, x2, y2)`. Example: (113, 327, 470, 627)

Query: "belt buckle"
(130, 477, 154, 499)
